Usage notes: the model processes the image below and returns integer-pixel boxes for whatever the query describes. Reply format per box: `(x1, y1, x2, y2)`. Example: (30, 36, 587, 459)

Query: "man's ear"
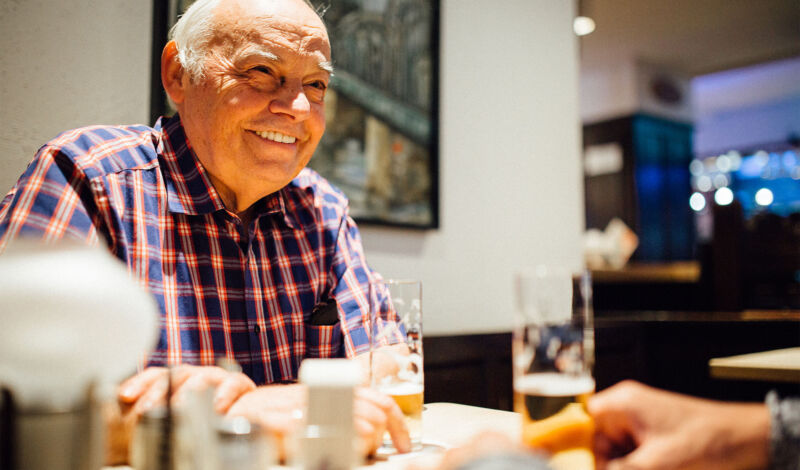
(161, 41, 186, 105)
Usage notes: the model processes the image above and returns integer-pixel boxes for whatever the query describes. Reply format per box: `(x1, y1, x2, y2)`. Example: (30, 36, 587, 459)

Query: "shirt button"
(254, 324, 261, 334)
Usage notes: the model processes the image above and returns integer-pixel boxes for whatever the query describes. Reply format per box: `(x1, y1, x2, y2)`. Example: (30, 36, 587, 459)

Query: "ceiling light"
(573, 16, 596, 36)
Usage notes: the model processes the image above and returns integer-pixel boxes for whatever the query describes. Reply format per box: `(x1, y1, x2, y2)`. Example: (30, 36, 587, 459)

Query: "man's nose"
(269, 81, 311, 121)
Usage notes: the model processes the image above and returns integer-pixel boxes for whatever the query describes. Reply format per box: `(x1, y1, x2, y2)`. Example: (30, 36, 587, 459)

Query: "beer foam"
(514, 373, 595, 396)
(378, 382, 424, 396)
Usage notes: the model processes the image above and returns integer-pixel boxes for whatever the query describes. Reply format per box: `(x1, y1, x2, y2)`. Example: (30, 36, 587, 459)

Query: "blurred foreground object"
(0, 240, 160, 470)
(439, 432, 552, 470)
(584, 218, 638, 269)
(514, 266, 595, 470)
(130, 389, 273, 470)
(298, 359, 362, 469)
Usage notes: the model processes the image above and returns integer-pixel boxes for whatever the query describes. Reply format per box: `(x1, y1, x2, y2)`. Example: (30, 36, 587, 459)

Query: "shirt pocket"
(305, 322, 343, 358)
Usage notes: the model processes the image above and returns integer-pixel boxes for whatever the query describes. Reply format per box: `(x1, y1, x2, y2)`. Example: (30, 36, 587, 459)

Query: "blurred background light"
(697, 175, 713, 192)
(714, 187, 734, 206)
(573, 16, 596, 36)
(716, 155, 732, 172)
(755, 188, 774, 206)
(689, 192, 706, 212)
(712, 173, 729, 188)
(689, 159, 704, 176)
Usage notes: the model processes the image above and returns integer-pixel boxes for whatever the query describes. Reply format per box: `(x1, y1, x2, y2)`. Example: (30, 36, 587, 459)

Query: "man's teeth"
(256, 130, 296, 144)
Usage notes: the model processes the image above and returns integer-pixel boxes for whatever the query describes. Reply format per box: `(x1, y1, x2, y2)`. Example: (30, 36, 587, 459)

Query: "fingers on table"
(355, 388, 411, 453)
(131, 365, 255, 414)
(213, 373, 257, 413)
(118, 367, 168, 405)
(354, 392, 388, 454)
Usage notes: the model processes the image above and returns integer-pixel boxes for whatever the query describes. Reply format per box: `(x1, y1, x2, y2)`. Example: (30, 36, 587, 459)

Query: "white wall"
(0, 0, 584, 337)
(0, 1, 152, 192)
(361, 0, 583, 336)
(580, 60, 694, 124)
(579, 61, 638, 123)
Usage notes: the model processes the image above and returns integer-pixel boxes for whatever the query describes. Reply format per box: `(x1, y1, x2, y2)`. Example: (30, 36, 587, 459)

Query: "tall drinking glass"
(369, 279, 424, 453)
(513, 266, 595, 469)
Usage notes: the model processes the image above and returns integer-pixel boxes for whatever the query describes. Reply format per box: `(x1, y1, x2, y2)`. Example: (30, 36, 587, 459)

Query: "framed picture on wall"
(309, 0, 440, 229)
(152, 0, 440, 229)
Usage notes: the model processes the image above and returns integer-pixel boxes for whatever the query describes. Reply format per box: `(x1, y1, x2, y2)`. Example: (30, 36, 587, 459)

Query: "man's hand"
(118, 365, 256, 415)
(105, 365, 256, 465)
(226, 384, 306, 463)
(354, 386, 411, 456)
(225, 383, 411, 462)
(353, 349, 413, 455)
(587, 380, 770, 470)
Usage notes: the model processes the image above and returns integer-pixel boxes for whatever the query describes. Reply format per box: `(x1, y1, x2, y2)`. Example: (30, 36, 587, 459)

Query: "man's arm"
(0, 145, 106, 250)
(327, 211, 376, 358)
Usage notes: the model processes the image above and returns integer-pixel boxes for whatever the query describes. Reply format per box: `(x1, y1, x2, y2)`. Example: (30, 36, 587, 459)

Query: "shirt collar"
(155, 114, 299, 229)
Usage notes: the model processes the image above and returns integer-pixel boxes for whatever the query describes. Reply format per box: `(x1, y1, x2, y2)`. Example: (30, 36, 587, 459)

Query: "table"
(709, 347, 800, 383)
(371, 402, 521, 469)
(105, 403, 521, 470)
(419, 402, 520, 446)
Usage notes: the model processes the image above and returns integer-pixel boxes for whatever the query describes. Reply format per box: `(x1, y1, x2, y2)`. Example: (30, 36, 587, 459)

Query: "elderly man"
(0, 0, 409, 461)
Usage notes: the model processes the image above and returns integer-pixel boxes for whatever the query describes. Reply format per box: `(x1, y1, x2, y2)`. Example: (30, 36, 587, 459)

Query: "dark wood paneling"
(424, 333, 512, 411)
(423, 314, 799, 411)
(599, 314, 800, 401)
(583, 116, 637, 231)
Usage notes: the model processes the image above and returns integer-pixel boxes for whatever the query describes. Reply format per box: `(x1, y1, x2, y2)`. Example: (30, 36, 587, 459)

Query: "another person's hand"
(105, 365, 256, 464)
(588, 380, 770, 470)
(431, 432, 548, 470)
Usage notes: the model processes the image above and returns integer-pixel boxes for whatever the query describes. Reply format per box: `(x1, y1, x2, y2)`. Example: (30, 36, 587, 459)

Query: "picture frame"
(152, 0, 440, 229)
(309, 0, 440, 229)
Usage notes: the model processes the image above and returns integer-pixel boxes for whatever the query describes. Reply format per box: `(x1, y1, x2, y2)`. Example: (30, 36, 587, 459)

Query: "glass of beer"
(513, 266, 595, 470)
(369, 279, 424, 453)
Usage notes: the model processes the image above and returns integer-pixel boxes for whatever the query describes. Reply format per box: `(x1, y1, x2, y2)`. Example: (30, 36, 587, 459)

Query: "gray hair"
(168, 0, 326, 82)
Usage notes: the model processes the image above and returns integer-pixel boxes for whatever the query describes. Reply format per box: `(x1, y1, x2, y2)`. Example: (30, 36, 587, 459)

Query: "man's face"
(176, 0, 331, 208)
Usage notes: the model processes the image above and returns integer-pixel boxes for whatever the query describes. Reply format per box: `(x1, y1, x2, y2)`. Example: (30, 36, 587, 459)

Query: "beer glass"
(513, 266, 595, 469)
(369, 279, 424, 453)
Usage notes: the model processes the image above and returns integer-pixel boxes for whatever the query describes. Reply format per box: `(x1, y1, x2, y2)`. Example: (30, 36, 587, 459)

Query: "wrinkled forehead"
(210, 0, 330, 58)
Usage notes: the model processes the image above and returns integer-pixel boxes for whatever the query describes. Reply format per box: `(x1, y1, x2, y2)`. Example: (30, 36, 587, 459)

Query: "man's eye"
(251, 66, 274, 76)
(307, 81, 327, 91)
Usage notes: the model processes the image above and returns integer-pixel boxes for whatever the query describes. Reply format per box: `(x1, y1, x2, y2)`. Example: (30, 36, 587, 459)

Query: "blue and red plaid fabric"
(0, 113, 381, 385)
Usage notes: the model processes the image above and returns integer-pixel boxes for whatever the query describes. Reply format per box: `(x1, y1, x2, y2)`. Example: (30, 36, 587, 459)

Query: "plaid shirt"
(0, 114, 378, 384)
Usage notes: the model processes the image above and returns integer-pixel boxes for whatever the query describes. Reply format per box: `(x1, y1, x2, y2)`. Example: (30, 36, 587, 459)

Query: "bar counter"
(710, 347, 800, 383)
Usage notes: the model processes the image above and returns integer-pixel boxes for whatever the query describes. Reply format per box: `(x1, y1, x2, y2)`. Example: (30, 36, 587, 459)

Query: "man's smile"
(253, 129, 297, 144)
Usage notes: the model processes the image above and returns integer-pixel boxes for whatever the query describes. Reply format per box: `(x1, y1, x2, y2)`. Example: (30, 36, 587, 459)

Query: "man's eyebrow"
(238, 47, 280, 63)
(318, 60, 334, 74)
(238, 46, 332, 74)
